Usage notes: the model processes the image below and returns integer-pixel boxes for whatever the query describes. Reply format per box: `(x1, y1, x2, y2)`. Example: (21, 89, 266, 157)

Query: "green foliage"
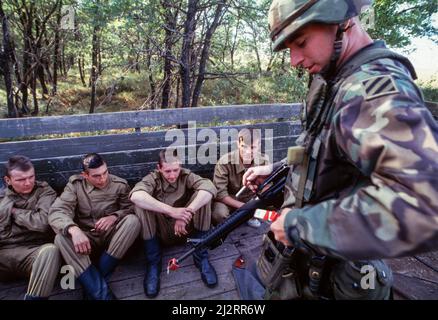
(419, 79, 438, 102)
(200, 69, 308, 106)
(369, 0, 437, 48)
(0, 0, 437, 118)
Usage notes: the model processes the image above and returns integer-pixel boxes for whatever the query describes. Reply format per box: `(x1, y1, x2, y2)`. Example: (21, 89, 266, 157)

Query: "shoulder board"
(110, 174, 128, 185)
(362, 74, 399, 101)
(35, 180, 49, 188)
(68, 174, 84, 183)
(180, 167, 191, 176)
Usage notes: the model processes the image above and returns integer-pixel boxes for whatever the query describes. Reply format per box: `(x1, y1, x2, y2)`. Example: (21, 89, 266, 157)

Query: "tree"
(0, 0, 17, 117)
(368, 0, 437, 48)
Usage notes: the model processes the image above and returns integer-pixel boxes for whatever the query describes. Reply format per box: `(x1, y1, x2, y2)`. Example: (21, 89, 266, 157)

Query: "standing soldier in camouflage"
(130, 150, 218, 298)
(0, 155, 61, 300)
(49, 153, 140, 300)
(212, 128, 270, 228)
(243, 0, 438, 299)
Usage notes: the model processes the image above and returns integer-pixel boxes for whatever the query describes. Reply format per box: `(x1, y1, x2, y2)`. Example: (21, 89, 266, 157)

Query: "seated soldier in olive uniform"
(48, 153, 140, 300)
(0, 155, 61, 300)
(130, 150, 218, 298)
(212, 128, 270, 228)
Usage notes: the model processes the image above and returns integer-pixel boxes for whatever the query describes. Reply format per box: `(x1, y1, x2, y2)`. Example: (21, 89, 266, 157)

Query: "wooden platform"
(1, 222, 437, 300)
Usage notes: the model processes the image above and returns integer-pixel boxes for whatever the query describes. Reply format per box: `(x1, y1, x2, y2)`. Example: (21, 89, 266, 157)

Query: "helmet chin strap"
(321, 20, 353, 81)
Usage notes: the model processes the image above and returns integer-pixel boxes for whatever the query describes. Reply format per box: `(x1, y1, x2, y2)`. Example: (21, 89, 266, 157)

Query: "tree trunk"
(191, 1, 225, 108)
(145, 38, 155, 100)
(0, 1, 18, 118)
(161, 1, 178, 109)
(31, 71, 39, 116)
(97, 36, 102, 76)
(89, 2, 100, 114)
(179, 0, 197, 108)
(61, 40, 67, 76)
(34, 18, 49, 96)
(78, 56, 86, 87)
(20, 3, 34, 114)
(52, 3, 61, 94)
(174, 76, 180, 109)
(135, 52, 140, 73)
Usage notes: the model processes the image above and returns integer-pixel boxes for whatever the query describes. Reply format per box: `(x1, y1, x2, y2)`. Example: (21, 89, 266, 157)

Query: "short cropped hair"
(238, 128, 261, 144)
(158, 149, 181, 167)
(82, 153, 106, 172)
(5, 155, 34, 176)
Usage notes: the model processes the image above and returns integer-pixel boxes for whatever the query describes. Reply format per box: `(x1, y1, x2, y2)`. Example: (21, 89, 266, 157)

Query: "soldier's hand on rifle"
(68, 225, 92, 255)
(171, 207, 193, 224)
(174, 219, 188, 237)
(242, 164, 273, 193)
(270, 208, 293, 247)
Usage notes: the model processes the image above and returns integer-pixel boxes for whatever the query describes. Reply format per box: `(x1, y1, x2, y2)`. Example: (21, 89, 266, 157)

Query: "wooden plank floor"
(1, 222, 437, 300)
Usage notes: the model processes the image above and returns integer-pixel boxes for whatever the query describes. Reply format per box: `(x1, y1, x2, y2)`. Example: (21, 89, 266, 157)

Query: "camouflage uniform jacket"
(0, 181, 57, 248)
(283, 40, 438, 260)
(49, 174, 133, 236)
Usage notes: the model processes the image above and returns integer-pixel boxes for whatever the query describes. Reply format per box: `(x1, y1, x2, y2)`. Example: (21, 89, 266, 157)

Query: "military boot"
(77, 264, 115, 300)
(143, 237, 162, 298)
(192, 230, 218, 288)
(98, 251, 120, 282)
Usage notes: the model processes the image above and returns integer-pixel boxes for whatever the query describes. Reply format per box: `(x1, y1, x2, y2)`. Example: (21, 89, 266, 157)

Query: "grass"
(0, 67, 437, 119)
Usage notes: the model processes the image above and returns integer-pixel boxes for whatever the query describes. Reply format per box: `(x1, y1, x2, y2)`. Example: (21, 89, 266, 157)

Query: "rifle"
(167, 162, 289, 272)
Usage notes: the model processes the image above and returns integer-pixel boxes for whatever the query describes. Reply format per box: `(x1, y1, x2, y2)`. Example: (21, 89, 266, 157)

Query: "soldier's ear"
(81, 171, 88, 179)
(4, 176, 11, 186)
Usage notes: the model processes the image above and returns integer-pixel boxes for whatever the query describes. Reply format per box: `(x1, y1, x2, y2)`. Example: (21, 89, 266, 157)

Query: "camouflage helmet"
(268, 0, 372, 52)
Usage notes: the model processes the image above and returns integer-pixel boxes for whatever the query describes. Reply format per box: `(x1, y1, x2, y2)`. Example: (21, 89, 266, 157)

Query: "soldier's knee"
(134, 205, 144, 215)
(212, 203, 229, 225)
(54, 233, 69, 248)
(122, 214, 141, 232)
(38, 244, 61, 262)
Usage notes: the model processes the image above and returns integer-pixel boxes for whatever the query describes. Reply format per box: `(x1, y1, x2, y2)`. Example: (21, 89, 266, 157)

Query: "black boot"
(24, 294, 48, 300)
(78, 264, 115, 300)
(193, 230, 218, 288)
(98, 251, 120, 282)
(143, 237, 162, 298)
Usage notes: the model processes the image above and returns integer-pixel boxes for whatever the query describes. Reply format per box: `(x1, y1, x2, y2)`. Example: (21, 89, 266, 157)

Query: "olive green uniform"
(131, 168, 217, 245)
(0, 181, 61, 298)
(212, 150, 269, 224)
(49, 174, 140, 277)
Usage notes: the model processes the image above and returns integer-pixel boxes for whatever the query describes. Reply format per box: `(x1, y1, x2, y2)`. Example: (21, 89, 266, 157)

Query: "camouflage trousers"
(55, 214, 140, 277)
(135, 192, 212, 246)
(0, 243, 61, 298)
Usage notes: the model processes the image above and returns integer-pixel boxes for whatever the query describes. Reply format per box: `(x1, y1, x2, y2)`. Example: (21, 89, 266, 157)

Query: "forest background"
(0, 0, 437, 119)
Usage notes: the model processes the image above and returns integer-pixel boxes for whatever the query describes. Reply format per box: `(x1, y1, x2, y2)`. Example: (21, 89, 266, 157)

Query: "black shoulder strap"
(335, 47, 417, 83)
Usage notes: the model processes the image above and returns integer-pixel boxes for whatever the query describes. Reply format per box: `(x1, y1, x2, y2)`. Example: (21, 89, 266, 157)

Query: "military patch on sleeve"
(362, 75, 399, 101)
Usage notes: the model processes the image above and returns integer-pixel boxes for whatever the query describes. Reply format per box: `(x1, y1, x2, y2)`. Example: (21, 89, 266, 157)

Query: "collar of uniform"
(336, 40, 386, 76)
(84, 176, 112, 194)
(160, 167, 189, 192)
(230, 150, 246, 174)
(5, 184, 35, 199)
(162, 179, 177, 192)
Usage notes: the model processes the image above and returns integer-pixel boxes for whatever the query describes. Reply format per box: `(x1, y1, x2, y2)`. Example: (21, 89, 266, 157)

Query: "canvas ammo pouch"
(256, 231, 301, 300)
